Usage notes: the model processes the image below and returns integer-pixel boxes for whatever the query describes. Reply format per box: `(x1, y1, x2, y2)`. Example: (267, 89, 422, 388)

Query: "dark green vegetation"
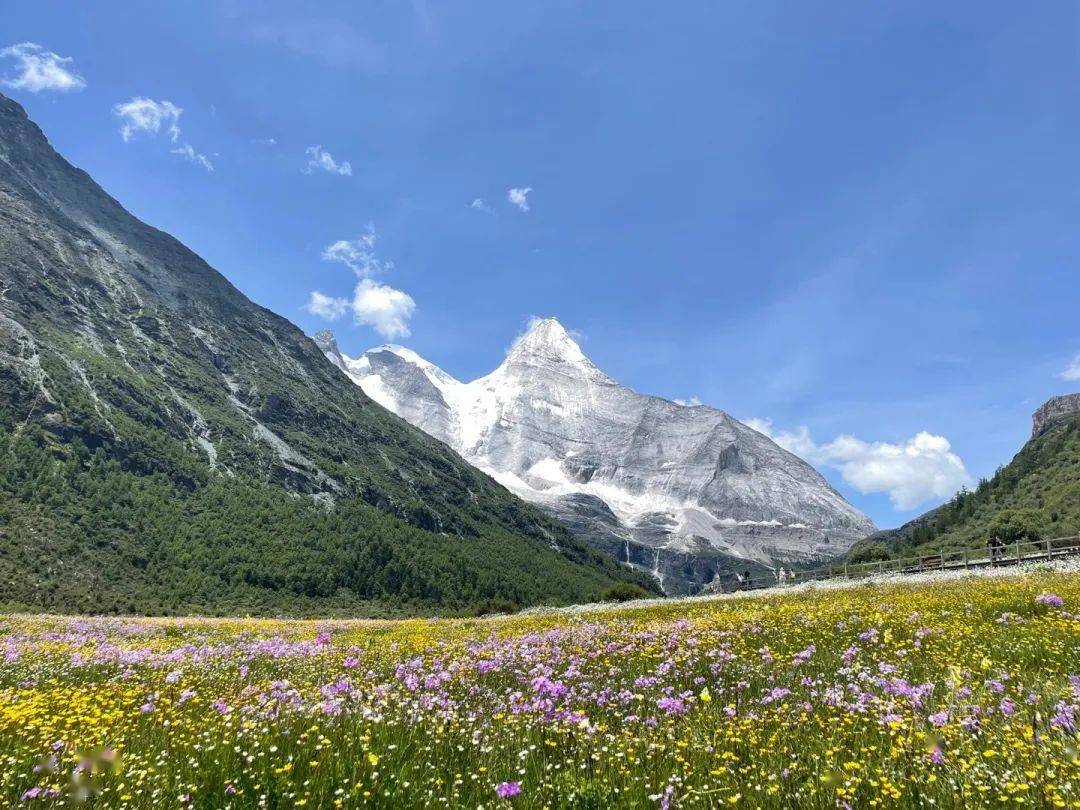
(0, 93, 655, 616)
(851, 407, 1080, 561)
(600, 582, 652, 602)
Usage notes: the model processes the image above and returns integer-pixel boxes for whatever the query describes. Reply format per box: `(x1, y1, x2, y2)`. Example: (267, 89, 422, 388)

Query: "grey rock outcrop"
(1032, 394, 1080, 438)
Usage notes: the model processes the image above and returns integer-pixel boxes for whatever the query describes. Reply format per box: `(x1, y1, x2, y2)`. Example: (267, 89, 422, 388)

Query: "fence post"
(843, 563, 849, 578)
(1015, 541, 1021, 563)
(1045, 538, 1051, 558)
(963, 551, 968, 570)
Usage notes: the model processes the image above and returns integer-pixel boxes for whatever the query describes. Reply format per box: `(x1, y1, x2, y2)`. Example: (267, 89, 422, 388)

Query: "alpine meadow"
(2, 3, 1079, 808)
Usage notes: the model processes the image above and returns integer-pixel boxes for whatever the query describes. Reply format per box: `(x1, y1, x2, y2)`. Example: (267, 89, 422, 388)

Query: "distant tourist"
(742, 570, 752, 590)
(778, 567, 788, 586)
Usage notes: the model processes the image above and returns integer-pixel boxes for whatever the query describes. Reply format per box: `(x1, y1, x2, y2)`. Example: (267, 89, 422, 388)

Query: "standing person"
(987, 536, 996, 566)
(743, 570, 752, 590)
(778, 567, 788, 586)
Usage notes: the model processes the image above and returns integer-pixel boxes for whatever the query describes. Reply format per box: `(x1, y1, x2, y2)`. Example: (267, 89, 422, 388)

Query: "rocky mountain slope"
(316, 319, 876, 593)
(0, 92, 656, 615)
(864, 394, 1080, 555)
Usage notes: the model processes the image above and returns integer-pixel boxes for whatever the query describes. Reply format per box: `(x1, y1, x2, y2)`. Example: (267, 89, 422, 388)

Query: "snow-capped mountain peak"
(315, 322, 876, 594)
(502, 317, 596, 371)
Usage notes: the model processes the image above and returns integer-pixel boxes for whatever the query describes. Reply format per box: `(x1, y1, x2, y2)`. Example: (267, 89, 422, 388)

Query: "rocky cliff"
(1033, 393, 1080, 437)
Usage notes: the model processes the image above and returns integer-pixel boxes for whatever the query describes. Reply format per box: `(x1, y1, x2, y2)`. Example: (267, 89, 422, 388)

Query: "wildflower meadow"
(0, 571, 1077, 808)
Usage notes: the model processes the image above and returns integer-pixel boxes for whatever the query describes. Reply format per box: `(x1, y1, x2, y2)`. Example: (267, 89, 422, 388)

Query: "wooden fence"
(720, 535, 1080, 594)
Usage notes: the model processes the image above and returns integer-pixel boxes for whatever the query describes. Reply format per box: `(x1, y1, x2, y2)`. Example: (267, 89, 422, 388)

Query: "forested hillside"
(0, 92, 655, 616)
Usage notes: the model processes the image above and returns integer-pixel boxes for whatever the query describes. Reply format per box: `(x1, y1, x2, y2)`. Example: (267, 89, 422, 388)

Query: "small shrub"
(602, 583, 650, 602)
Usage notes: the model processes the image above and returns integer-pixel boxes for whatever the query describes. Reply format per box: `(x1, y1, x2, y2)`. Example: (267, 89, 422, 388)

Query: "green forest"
(0, 424, 655, 616)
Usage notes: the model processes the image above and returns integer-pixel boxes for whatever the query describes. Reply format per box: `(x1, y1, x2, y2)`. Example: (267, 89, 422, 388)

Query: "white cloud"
(0, 42, 85, 93)
(253, 137, 277, 146)
(747, 418, 971, 510)
(1059, 353, 1080, 382)
(306, 282, 414, 338)
(307, 225, 415, 338)
(674, 396, 702, 407)
(170, 143, 213, 172)
(114, 97, 182, 142)
(305, 145, 352, 176)
(305, 290, 349, 320)
(470, 198, 494, 213)
(507, 186, 532, 211)
(351, 278, 415, 338)
(321, 226, 389, 277)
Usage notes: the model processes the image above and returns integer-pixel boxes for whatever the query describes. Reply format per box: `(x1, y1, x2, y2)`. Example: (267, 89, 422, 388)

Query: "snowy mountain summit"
(314, 319, 875, 593)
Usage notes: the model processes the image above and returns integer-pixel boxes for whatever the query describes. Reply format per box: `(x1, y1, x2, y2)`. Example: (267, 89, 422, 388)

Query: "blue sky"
(5, 1, 1079, 529)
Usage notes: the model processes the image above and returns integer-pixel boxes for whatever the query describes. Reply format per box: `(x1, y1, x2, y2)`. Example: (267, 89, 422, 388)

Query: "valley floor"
(0, 566, 1077, 808)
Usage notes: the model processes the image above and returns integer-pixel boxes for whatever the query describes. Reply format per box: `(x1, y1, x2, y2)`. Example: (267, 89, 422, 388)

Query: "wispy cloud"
(321, 225, 388, 276)
(745, 418, 971, 511)
(674, 396, 702, 407)
(114, 97, 182, 142)
(0, 42, 85, 93)
(170, 143, 214, 172)
(1059, 353, 1080, 382)
(305, 290, 349, 320)
(305, 145, 352, 176)
(470, 198, 494, 214)
(306, 225, 415, 338)
(507, 186, 532, 211)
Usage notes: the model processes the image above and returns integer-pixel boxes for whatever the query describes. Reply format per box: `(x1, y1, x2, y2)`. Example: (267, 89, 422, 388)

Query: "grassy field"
(0, 571, 1077, 808)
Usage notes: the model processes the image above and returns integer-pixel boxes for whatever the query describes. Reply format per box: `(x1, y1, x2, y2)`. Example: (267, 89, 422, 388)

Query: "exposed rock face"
(1033, 394, 1080, 437)
(319, 318, 876, 593)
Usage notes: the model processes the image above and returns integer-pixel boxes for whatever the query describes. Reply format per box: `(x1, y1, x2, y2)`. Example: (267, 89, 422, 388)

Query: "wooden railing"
(719, 535, 1080, 594)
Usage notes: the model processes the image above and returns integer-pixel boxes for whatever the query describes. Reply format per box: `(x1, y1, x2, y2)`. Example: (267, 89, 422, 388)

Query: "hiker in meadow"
(778, 567, 788, 586)
(742, 570, 752, 590)
(995, 535, 1008, 561)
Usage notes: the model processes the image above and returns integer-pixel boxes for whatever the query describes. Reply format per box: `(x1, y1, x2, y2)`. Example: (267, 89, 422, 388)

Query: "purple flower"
(1036, 593, 1064, 608)
(792, 645, 816, 665)
(929, 710, 948, 728)
(1050, 701, 1077, 733)
(657, 696, 687, 715)
(495, 781, 522, 799)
